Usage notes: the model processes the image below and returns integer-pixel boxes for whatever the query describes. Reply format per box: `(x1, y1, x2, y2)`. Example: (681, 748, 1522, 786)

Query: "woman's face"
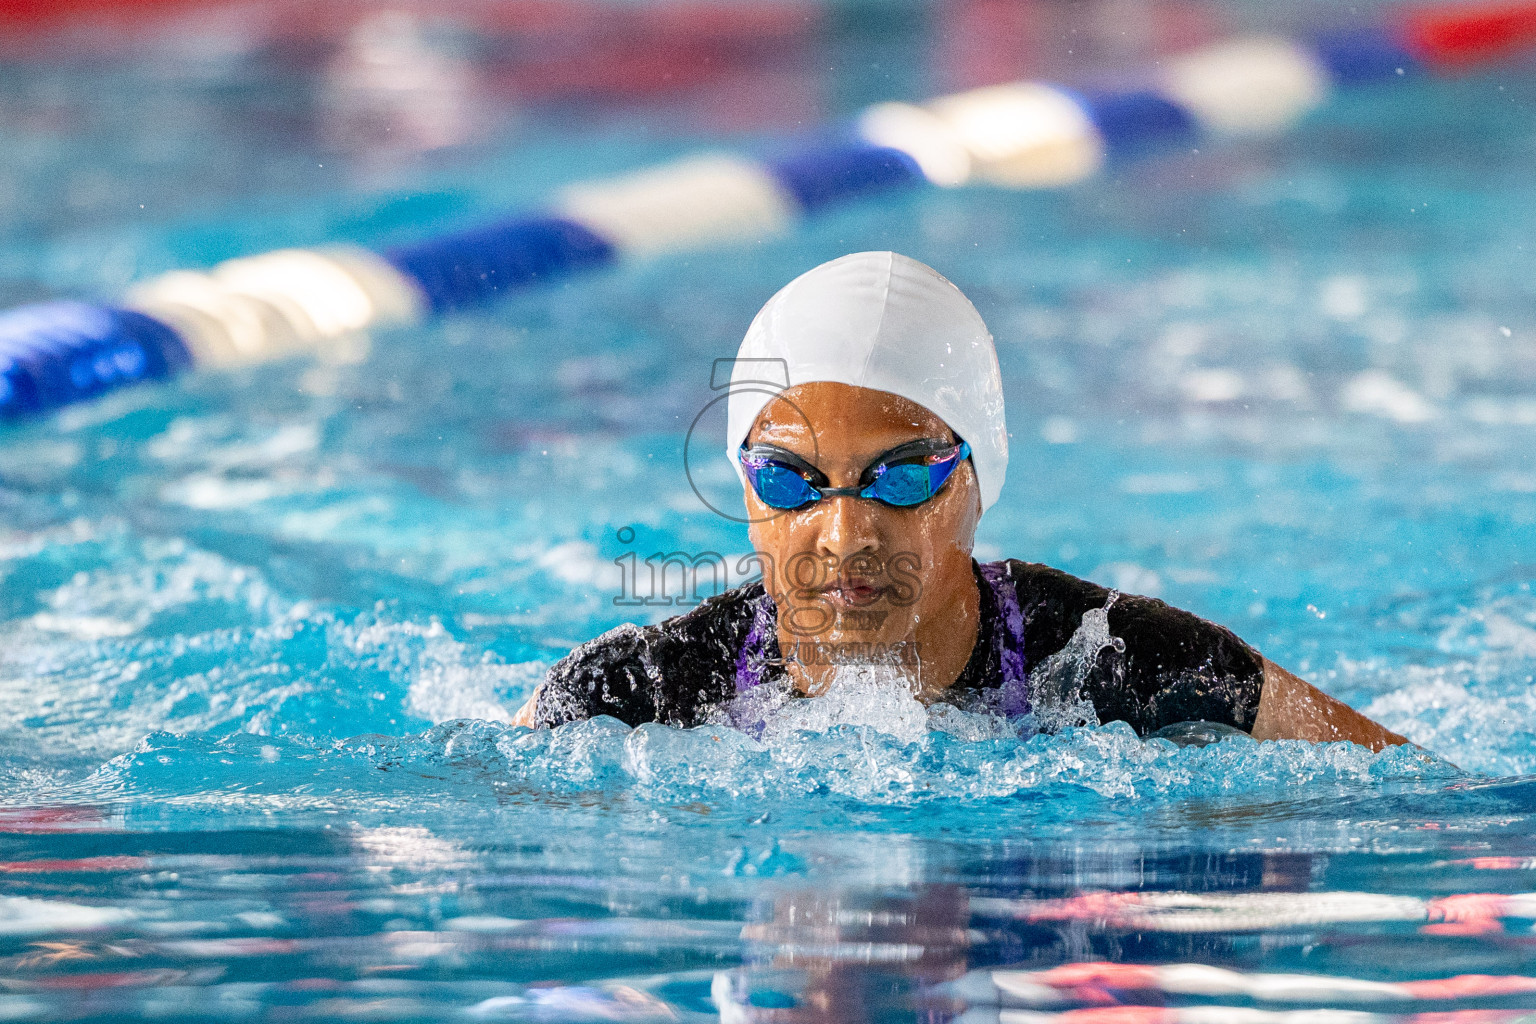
(743, 381, 981, 683)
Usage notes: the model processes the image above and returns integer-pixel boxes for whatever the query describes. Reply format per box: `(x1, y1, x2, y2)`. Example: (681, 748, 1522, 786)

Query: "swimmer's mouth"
(818, 581, 886, 606)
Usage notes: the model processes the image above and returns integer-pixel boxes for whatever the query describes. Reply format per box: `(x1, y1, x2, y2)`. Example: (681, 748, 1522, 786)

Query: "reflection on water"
(3, 819, 1535, 1021)
(0, 717, 1520, 1020)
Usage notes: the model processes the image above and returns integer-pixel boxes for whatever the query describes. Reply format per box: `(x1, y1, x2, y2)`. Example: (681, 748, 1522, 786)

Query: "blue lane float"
(3, 5, 1533, 423)
(387, 216, 618, 315)
(0, 303, 189, 418)
(1080, 90, 1199, 159)
(763, 141, 927, 214)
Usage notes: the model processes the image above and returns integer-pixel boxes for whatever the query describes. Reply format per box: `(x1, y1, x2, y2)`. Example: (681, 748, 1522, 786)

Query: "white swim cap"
(726, 251, 1009, 511)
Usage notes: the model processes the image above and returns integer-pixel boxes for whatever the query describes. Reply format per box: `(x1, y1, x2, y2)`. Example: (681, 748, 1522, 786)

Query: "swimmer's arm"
(509, 688, 541, 729)
(1249, 657, 1408, 752)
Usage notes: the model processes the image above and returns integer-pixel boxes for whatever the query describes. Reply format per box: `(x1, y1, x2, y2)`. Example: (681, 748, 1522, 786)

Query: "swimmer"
(512, 251, 1407, 751)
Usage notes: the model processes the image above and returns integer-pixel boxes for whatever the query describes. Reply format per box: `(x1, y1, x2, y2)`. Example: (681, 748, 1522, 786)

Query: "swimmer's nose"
(813, 493, 880, 562)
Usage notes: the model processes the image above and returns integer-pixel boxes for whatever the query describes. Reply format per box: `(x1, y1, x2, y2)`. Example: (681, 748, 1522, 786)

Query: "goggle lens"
(741, 439, 970, 511)
(751, 461, 819, 510)
(867, 461, 941, 506)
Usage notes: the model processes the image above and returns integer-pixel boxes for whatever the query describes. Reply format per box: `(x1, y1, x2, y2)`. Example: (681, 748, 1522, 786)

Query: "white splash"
(752, 663, 932, 746)
(723, 657, 1016, 747)
(1029, 593, 1122, 733)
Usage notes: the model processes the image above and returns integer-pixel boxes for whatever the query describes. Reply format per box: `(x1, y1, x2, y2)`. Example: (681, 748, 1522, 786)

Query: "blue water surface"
(1, 1, 1536, 1020)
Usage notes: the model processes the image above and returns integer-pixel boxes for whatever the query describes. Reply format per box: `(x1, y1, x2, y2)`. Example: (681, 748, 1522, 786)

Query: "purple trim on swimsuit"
(727, 590, 782, 738)
(734, 589, 779, 694)
(978, 560, 1031, 717)
(731, 560, 1032, 720)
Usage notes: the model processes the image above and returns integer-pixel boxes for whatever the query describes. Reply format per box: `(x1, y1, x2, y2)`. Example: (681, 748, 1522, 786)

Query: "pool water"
(3, 1, 1536, 1020)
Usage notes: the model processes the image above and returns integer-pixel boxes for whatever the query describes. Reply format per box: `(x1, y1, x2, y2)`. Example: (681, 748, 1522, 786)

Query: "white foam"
(1092, 563, 1164, 597)
(1320, 275, 1369, 320)
(752, 663, 933, 746)
(1120, 473, 1203, 495)
(147, 418, 319, 471)
(352, 825, 468, 867)
(534, 539, 613, 587)
(30, 612, 138, 638)
(35, 543, 283, 639)
(343, 616, 546, 726)
(1182, 368, 1246, 403)
(1040, 416, 1078, 444)
(444, 916, 531, 933)
(159, 474, 289, 510)
(406, 655, 545, 726)
(1341, 371, 1438, 423)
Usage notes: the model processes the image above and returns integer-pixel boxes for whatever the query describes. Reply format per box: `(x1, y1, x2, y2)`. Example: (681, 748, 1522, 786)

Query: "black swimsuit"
(533, 559, 1265, 737)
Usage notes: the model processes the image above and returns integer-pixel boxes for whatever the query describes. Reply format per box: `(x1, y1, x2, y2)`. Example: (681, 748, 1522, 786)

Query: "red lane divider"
(1407, 0, 1536, 65)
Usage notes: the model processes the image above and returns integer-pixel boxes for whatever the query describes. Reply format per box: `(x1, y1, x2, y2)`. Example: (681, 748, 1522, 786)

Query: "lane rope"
(5, 2, 1536, 422)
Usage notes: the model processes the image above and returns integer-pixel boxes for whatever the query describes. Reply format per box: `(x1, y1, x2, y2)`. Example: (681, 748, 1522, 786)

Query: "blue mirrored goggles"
(739, 437, 972, 511)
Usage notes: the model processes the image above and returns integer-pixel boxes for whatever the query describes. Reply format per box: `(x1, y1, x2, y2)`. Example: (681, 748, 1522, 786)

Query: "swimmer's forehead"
(747, 382, 955, 456)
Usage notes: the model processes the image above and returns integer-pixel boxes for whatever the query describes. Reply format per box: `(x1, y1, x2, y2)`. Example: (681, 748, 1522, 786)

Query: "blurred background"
(0, 3, 1535, 1022)
(0, 0, 1424, 301)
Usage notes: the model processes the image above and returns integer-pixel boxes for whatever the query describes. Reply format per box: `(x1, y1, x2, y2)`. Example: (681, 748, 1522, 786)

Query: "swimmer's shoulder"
(984, 557, 1252, 650)
(983, 557, 1264, 733)
(983, 558, 1123, 641)
(534, 581, 768, 728)
(985, 558, 1110, 608)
